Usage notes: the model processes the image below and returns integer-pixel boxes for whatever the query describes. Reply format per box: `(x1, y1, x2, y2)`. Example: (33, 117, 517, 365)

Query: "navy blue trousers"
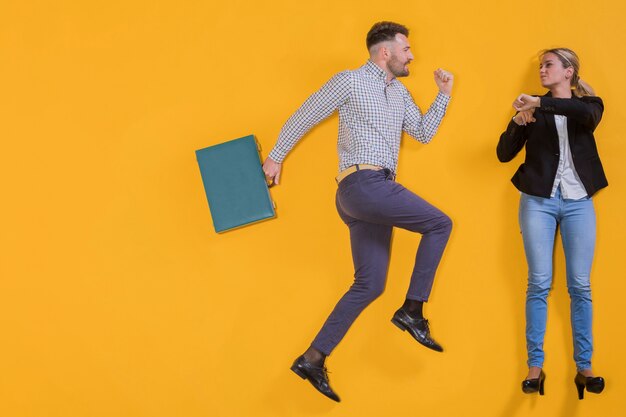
(311, 169, 452, 355)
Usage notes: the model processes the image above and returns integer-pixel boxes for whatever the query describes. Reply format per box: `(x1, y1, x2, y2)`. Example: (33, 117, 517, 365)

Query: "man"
(263, 21, 453, 402)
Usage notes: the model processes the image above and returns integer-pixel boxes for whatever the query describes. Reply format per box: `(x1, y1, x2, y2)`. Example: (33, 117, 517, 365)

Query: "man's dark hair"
(366, 21, 409, 50)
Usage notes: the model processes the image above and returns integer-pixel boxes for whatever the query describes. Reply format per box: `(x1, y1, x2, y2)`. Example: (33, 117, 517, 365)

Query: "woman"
(497, 48, 607, 399)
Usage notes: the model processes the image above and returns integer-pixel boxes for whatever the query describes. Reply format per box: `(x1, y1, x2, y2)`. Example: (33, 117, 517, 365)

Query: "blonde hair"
(540, 48, 595, 97)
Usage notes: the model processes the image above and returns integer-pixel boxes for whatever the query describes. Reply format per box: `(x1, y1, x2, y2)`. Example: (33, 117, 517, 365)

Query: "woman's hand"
(513, 109, 536, 126)
(513, 94, 541, 112)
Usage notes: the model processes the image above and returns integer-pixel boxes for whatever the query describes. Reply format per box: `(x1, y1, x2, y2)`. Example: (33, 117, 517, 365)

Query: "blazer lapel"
(541, 92, 559, 151)
(543, 111, 559, 151)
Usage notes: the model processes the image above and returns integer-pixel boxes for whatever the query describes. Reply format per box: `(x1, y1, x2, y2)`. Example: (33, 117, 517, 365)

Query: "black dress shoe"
(574, 373, 605, 399)
(391, 309, 443, 352)
(290, 355, 340, 402)
(522, 370, 546, 395)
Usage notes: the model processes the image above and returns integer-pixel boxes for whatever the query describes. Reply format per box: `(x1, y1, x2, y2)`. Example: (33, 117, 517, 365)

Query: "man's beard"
(388, 55, 409, 77)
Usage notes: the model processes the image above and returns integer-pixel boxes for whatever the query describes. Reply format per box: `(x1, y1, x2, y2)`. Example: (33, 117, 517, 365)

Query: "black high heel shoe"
(522, 370, 546, 395)
(574, 373, 605, 400)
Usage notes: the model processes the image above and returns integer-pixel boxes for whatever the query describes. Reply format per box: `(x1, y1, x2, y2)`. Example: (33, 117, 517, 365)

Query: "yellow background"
(1, 1, 625, 416)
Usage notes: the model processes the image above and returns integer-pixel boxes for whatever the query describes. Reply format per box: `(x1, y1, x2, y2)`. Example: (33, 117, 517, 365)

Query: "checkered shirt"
(268, 60, 451, 174)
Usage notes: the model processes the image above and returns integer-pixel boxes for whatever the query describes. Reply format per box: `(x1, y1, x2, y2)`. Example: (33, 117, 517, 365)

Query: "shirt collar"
(364, 60, 390, 82)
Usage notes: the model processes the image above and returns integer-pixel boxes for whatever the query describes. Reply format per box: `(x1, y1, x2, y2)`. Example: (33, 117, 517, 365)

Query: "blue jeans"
(519, 187, 595, 371)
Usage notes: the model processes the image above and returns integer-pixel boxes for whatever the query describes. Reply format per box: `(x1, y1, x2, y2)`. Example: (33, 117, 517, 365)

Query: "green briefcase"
(196, 135, 276, 233)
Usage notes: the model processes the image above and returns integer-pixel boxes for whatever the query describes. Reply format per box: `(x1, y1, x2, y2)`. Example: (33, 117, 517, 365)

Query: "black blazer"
(497, 92, 608, 197)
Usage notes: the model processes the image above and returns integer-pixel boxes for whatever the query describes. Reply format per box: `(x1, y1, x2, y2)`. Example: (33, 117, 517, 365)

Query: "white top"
(550, 115, 588, 199)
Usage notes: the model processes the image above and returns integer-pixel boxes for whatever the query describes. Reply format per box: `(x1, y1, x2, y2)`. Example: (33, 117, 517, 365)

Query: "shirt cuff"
(268, 148, 286, 164)
(436, 91, 452, 103)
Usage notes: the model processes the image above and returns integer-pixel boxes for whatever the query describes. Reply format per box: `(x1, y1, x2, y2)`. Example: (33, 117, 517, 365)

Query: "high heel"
(522, 370, 546, 395)
(574, 373, 605, 400)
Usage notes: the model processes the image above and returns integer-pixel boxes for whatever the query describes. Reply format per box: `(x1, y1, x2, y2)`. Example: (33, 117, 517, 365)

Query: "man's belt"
(336, 164, 383, 184)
